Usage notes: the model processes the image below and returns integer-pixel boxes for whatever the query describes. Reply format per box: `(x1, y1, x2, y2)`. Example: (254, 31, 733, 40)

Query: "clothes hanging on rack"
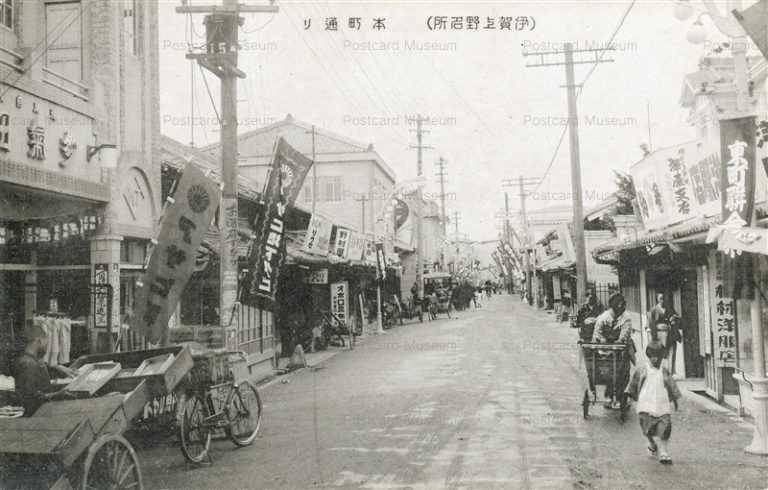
(32, 314, 72, 366)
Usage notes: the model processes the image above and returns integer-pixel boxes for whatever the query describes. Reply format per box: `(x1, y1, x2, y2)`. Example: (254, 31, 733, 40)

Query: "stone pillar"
(90, 234, 122, 353)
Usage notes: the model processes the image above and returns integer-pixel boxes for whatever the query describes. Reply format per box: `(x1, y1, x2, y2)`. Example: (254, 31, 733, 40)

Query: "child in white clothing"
(626, 341, 682, 464)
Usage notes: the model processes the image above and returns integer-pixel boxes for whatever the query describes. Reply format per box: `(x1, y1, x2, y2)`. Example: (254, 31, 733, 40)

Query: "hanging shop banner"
(305, 268, 329, 284)
(758, 120, 768, 177)
(375, 242, 386, 281)
(333, 227, 351, 258)
(133, 164, 220, 343)
(394, 198, 409, 229)
(709, 251, 737, 367)
(245, 137, 313, 305)
(346, 231, 367, 261)
(719, 116, 757, 227)
(330, 280, 349, 327)
(302, 213, 333, 256)
(630, 139, 721, 232)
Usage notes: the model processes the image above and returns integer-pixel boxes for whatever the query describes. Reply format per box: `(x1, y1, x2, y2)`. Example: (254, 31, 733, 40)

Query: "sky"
(158, 0, 743, 241)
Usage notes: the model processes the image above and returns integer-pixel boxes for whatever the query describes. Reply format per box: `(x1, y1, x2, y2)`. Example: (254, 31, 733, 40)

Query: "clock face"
(118, 168, 154, 225)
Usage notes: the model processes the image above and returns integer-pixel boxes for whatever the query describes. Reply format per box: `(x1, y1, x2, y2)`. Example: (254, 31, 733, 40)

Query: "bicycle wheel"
(226, 381, 263, 446)
(177, 392, 212, 464)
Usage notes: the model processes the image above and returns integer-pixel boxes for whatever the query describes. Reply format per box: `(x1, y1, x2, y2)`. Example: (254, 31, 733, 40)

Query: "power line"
(529, 0, 637, 193)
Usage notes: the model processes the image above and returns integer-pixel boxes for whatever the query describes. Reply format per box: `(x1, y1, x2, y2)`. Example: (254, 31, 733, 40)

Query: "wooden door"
(680, 270, 704, 378)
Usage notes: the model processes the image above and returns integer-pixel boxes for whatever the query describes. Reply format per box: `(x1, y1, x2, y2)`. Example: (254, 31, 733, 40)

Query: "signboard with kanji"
(302, 213, 333, 256)
(630, 139, 721, 232)
(709, 251, 737, 368)
(330, 281, 349, 327)
(719, 116, 756, 227)
(133, 164, 220, 343)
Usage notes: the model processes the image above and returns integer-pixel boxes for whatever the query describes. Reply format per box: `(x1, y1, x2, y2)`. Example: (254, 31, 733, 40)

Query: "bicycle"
(177, 350, 263, 464)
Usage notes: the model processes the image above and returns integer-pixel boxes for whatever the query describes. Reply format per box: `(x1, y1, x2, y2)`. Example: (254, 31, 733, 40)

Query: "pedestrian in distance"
(625, 340, 682, 465)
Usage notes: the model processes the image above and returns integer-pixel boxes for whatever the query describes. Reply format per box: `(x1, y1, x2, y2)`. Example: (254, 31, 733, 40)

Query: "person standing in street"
(575, 288, 604, 342)
(646, 293, 682, 375)
(626, 341, 682, 465)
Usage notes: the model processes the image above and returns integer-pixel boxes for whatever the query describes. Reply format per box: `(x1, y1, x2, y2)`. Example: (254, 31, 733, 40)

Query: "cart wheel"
(226, 380, 263, 447)
(582, 390, 590, 419)
(178, 392, 212, 464)
(80, 434, 143, 490)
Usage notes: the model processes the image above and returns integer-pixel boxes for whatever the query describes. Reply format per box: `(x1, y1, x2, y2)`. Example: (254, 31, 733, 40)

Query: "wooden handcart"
(0, 345, 194, 489)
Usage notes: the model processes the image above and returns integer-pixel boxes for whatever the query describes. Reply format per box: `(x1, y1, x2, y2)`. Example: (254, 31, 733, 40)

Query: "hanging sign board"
(333, 227, 351, 258)
(302, 213, 333, 256)
(330, 280, 349, 327)
(346, 231, 367, 261)
(305, 268, 329, 284)
(133, 164, 220, 343)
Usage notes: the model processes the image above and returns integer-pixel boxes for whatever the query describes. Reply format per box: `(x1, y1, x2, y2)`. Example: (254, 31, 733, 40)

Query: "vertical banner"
(330, 281, 349, 326)
(346, 231, 367, 261)
(375, 242, 386, 281)
(302, 214, 333, 256)
(245, 137, 313, 305)
(133, 165, 220, 343)
(709, 252, 737, 367)
(720, 116, 756, 226)
(93, 264, 109, 328)
(333, 227, 351, 258)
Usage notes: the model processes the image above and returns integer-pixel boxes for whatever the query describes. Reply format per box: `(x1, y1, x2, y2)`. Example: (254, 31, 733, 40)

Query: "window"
(304, 176, 344, 202)
(45, 1, 82, 81)
(0, 0, 13, 30)
(123, 0, 137, 55)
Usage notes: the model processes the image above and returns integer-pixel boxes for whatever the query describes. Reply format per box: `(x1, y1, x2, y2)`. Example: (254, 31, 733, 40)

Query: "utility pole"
(409, 115, 433, 299)
(524, 44, 613, 306)
(306, 125, 317, 213)
(355, 195, 368, 233)
(178, 0, 279, 350)
(502, 177, 539, 306)
(435, 156, 448, 270)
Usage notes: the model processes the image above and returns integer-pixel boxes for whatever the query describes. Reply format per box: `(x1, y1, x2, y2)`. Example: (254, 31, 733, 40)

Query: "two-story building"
(0, 0, 160, 369)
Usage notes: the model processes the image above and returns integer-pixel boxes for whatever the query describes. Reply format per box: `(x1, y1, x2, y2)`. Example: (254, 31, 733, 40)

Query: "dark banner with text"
(243, 137, 313, 306)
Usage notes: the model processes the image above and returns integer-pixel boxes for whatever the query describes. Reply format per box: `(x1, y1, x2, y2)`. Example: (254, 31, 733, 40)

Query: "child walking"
(626, 341, 682, 464)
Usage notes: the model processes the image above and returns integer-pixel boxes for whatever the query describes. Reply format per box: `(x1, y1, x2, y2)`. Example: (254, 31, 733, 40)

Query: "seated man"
(592, 293, 635, 408)
(13, 325, 76, 416)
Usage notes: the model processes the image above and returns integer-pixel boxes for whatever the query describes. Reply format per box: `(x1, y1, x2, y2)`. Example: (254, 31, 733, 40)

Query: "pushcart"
(580, 342, 632, 422)
(0, 345, 194, 489)
(435, 291, 453, 319)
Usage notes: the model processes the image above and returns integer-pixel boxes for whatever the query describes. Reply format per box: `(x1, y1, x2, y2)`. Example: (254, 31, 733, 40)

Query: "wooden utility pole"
(355, 195, 368, 233)
(524, 44, 613, 306)
(409, 115, 432, 298)
(178, 0, 279, 349)
(435, 156, 448, 270)
(306, 125, 317, 213)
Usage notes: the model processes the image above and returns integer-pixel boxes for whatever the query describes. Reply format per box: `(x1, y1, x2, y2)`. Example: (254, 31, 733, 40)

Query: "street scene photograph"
(1, 0, 768, 488)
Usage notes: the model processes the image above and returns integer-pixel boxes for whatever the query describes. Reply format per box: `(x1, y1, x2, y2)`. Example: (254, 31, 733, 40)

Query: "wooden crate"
(71, 345, 193, 397)
(65, 362, 122, 397)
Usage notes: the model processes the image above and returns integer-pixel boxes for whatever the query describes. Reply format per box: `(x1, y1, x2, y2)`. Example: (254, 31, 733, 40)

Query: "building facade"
(0, 0, 159, 367)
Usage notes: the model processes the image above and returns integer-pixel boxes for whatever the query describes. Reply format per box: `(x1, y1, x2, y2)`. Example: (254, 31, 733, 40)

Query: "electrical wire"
(199, 64, 221, 125)
(531, 0, 637, 194)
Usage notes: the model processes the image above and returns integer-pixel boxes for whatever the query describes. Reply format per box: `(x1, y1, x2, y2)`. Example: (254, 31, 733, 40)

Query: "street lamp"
(686, 17, 707, 44)
(674, 0, 695, 21)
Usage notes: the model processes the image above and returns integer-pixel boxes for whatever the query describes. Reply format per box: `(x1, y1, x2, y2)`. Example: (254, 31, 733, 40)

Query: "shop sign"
(305, 268, 328, 284)
(133, 164, 220, 343)
(330, 280, 349, 327)
(709, 252, 737, 367)
(346, 231, 366, 261)
(1, 214, 100, 245)
(630, 140, 721, 231)
(719, 116, 756, 227)
(375, 242, 386, 281)
(93, 264, 109, 328)
(244, 138, 313, 304)
(333, 227, 350, 258)
(302, 213, 332, 256)
(26, 123, 45, 161)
